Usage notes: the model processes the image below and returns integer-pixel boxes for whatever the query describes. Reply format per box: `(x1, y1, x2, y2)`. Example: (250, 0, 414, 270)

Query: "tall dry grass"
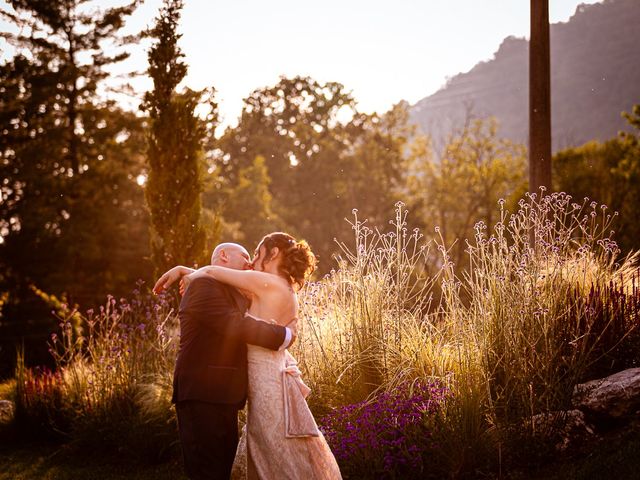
(293, 202, 438, 410)
(295, 191, 640, 475)
(9, 191, 640, 476)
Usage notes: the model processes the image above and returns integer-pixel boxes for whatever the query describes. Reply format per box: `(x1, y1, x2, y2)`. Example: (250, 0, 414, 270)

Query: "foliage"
(210, 155, 281, 248)
(569, 278, 640, 378)
(554, 104, 640, 256)
(407, 116, 527, 269)
(142, 0, 212, 272)
(5, 193, 640, 476)
(213, 76, 353, 260)
(14, 363, 68, 440)
(296, 196, 640, 476)
(213, 77, 414, 268)
(0, 0, 151, 378)
(294, 202, 436, 404)
(13, 287, 179, 459)
(216, 76, 355, 193)
(461, 192, 632, 424)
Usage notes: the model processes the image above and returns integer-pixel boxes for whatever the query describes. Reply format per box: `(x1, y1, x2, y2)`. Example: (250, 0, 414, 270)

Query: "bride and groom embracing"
(153, 232, 342, 480)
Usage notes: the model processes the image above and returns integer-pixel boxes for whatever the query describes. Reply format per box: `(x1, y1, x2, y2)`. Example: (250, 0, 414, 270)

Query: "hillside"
(410, 0, 640, 151)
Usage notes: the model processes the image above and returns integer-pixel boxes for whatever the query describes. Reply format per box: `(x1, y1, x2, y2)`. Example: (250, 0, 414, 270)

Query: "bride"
(159, 232, 341, 479)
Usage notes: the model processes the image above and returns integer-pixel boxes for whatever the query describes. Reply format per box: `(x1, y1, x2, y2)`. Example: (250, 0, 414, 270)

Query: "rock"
(530, 409, 596, 451)
(0, 399, 14, 424)
(573, 367, 640, 418)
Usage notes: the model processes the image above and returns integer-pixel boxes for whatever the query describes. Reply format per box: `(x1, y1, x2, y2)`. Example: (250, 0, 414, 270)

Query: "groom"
(159, 243, 295, 480)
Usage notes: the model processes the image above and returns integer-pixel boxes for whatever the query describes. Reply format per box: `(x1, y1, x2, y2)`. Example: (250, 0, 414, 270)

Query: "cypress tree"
(142, 0, 207, 272)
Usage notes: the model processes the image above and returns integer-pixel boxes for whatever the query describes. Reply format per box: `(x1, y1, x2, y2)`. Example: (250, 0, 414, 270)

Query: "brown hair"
(256, 232, 318, 289)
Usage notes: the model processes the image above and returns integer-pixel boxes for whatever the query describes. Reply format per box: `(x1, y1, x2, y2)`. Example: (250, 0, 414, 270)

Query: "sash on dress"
(282, 352, 321, 438)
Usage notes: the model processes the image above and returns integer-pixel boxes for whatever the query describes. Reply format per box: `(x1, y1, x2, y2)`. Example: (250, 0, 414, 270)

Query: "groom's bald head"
(210, 243, 251, 270)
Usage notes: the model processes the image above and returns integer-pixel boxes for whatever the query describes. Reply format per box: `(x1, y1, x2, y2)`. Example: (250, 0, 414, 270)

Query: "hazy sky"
(2, 0, 602, 127)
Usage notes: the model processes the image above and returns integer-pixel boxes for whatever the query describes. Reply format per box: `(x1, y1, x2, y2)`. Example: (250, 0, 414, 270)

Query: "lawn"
(0, 442, 186, 480)
(1, 426, 639, 480)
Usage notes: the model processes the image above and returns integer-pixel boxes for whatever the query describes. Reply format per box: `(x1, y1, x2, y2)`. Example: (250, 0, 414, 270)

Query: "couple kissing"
(153, 232, 342, 480)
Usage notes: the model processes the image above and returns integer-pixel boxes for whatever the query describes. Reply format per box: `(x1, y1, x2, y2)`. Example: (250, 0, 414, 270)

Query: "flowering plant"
(320, 380, 449, 479)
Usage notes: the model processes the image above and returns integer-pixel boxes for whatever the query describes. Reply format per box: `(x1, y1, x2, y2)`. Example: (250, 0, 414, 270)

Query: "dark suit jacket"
(172, 275, 286, 407)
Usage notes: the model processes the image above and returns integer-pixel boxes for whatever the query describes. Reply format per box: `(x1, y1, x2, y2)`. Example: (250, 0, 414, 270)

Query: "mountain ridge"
(410, 0, 640, 151)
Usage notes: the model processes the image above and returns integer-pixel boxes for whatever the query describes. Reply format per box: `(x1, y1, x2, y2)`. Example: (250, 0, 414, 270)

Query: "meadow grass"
(0, 379, 15, 402)
(7, 191, 640, 478)
(293, 191, 639, 476)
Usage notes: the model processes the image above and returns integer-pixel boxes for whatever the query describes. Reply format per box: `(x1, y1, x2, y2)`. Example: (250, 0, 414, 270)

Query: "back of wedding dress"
(231, 344, 342, 480)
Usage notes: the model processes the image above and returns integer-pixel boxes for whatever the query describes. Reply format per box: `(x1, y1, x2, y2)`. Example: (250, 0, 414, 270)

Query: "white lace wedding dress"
(231, 345, 342, 479)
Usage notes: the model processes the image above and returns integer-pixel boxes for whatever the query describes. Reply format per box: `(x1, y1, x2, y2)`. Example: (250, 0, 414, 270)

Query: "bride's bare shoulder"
(263, 271, 294, 295)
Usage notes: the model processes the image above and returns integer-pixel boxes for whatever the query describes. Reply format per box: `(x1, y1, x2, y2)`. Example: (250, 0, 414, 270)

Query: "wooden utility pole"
(529, 0, 552, 193)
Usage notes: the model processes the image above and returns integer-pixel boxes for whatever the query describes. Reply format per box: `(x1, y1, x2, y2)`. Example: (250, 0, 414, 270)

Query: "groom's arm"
(182, 276, 287, 351)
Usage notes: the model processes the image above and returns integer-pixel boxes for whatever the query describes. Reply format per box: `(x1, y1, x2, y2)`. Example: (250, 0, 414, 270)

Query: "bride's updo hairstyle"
(257, 232, 318, 289)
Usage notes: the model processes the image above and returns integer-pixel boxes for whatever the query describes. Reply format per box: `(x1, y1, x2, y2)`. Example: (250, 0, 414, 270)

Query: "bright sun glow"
(136, 174, 147, 186)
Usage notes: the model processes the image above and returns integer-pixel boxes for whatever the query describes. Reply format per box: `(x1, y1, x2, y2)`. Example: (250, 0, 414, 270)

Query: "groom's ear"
(269, 247, 280, 261)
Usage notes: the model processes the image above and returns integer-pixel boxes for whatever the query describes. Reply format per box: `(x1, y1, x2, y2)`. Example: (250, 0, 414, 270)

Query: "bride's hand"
(286, 317, 298, 343)
(153, 266, 194, 295)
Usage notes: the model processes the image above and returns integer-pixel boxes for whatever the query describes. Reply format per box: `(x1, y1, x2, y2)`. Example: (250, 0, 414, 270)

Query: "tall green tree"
(213, 76, 413, 270)
(286, 103, 415, 264)
(217, 76, 356, 207)
(0, 0, 148, 297)
(214, 155, 281, 249)
(142, 0, 212, 272)
(0, 0, 149, 375)
(1, 0, 141, 175)
(336, 102, 414, 225)
(213, 76, 356, 264)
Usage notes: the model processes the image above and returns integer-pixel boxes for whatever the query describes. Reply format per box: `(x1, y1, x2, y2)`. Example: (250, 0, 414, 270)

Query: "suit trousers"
(175, 400, 239, 480)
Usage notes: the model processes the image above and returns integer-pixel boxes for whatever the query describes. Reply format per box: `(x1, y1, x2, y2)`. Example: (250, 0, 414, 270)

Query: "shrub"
(461, 192, 638, 427)
(10, 192, 640, 476)
(14, 285, 180, 460)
